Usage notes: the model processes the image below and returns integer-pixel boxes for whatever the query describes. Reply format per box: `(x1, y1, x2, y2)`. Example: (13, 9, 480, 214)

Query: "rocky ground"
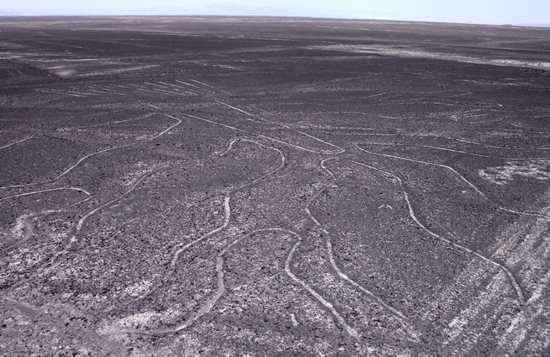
(0, 17, 549, 356)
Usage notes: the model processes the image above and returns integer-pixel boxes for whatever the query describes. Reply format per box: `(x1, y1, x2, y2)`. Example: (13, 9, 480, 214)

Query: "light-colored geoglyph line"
(117, 229, 289, 336)
(130, 83, 190, 97)
(359, 141, 546, 160)
(11, 113, 182, 276)
(176, 77, 341, 154)
(454, 138, 506, 149)
(285, 239, 359, 338)
(2, 187, 92, 248)
(134, 138, 286, 302)
(419, 144, 539, 160)
(355, 143, 486, 197)
(1, 187, 91, 201)
(325, 239, 408, 319)
(4, 174, 152, 288)
(126, 196, 230, 303)
(174, 79, 201, 89)
(181, 112, 246, 133)
(177, 224, 361, 338)
(122, 84, 169, 96)
(88, 89, 126, 96)
(169, 255, 225, 333)
(149, 115, 181, 140)
(181, 112, 320, 154)
(53, 145, 132, 181)
(144, 82, 195, 96)
(215, 138, 240, 157)
(307, 159, 407, 319)
(34, 89, 88, 98)
(350, 160, 526, 304)
(172, 228, 287, 332)
(156, 81, 198, 95)
(320, 158, 336, 180)
(3, 175, 148, 285)
(453, 137, 550, 150)
(215, 100, 258, 118)
(258, 135, 319, 154)
(72, 173, 151, 243)
(0, 135, 34, 149)
(168, 196, 231, 275)
(187, 78, 231, 94)
(354, 143, 547, 219)
(0, 114, 180, 190)
(218, 138, 287, 190)
(215, 100, 345, 155)
(122, 136, 354, 336)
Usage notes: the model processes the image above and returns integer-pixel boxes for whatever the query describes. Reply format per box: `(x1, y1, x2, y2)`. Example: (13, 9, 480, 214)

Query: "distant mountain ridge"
(0, 3, 396, 20)
(1, 4, 547, 27)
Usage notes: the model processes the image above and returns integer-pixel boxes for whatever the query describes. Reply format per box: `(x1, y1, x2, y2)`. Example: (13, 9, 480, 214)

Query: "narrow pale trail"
(169, 77, 344, 155)
(0, 187, 91, 201)
(171, 228, 288, 333)
(350, 160, 526, 304)
(0, 135, 34, 149)
(214, 99, 345, 155)
(188, 78, 231, 94)
(171, 226, 360, 338)
(181, 112, 320, 154)
(0, 114, 180, 190)
(129, 138, 286, 304)
(116, 228, 359, 339)
(360, 141, 547, 160)
(307, 158, 410, 321)
(285, 239, 359, 338)
(2, 188, 92, 253)
(355, 143, 548, 219)
(7, 173, 151, 291)
(164, 196, 231, 285)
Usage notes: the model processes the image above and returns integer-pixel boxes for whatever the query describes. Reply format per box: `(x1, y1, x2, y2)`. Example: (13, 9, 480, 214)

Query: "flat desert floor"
(1, 17, 550, 356)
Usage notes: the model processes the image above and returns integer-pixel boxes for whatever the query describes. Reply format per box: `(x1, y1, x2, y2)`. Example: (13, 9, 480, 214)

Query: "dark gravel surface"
(0, 16, 549, 356)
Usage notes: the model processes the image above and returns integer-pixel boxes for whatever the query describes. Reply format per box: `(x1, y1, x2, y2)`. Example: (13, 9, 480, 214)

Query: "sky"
(1, 0, 549, 26)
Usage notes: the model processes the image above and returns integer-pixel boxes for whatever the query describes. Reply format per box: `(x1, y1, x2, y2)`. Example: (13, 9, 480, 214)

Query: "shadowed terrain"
(1, 17, 550, 356)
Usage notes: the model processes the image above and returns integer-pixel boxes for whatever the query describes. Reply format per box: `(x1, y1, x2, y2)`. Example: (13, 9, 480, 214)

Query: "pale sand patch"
(478, 160, 550, 185)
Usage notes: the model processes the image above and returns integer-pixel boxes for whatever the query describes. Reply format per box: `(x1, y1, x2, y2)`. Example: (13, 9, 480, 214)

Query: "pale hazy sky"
(2, 0, 549, 25)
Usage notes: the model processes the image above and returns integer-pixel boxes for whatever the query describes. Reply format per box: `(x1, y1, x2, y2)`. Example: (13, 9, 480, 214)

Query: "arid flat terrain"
(0, 17, 549, 356)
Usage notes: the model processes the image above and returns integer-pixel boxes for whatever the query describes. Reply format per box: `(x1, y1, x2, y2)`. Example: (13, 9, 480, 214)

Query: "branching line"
(172, 255, 225, 332)
(0, 114, 180, 189)
(285, 240, 359, 338)
(215, 100, 345, 155)
(5, 174, 152, 290)
(351, 160, 526, 304)
(168, 196, 230, 275)
(181, 112, 320, 154)
(135, 138, 285, 303)
(4, 195, 92, 252)
(354, 143, 546, 218)
(171, 228, 289, 333)
(129, 196, 231, 304)
(118, 229, 288, 336)
(307, 159, 407, 319)
(218, 138, 287, 190)
(72, 173, 151, 245)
